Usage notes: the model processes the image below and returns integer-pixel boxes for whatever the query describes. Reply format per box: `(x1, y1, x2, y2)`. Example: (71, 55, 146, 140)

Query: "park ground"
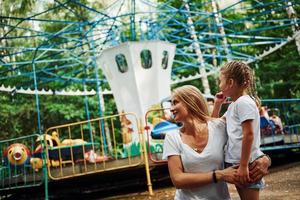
(103, 161, 300, 200)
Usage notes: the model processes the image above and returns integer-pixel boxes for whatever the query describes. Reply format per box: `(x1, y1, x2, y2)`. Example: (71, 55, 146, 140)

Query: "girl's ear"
(228, 78, 234, 88)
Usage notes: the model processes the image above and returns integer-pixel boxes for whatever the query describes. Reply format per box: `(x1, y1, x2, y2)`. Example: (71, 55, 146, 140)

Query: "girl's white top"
(163, 119, 231, 200)
(225, 95, 263, 164)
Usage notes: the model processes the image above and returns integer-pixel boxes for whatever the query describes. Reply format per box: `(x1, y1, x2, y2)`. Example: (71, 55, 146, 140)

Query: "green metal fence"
(0, 134, 47, 197)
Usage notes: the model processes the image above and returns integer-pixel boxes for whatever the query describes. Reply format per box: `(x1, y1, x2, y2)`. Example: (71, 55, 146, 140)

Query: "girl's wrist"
(214, 101, 223, 107)
(239, 163, 248, 168)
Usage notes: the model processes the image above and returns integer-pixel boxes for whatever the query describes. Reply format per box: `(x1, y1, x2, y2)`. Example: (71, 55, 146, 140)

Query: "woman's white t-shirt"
(162, 119, 231, 200)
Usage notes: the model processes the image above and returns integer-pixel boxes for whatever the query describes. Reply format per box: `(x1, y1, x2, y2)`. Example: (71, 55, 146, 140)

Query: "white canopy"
(98, 41, 176, 119)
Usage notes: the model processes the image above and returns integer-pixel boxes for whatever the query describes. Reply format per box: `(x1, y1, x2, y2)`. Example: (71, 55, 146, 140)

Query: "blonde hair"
(220, 60, 260, 106)
(172, 85, 210, 123)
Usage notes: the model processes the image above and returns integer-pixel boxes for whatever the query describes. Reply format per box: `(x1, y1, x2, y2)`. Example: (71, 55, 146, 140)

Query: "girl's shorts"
(225, 162, 265, 189)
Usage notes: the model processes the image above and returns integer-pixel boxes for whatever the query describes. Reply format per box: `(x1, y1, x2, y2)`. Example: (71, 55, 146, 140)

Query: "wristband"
(212, 170, 218, 183)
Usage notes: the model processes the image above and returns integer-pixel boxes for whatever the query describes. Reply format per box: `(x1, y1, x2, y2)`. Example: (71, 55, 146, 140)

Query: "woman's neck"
(181, 118, 207, 136)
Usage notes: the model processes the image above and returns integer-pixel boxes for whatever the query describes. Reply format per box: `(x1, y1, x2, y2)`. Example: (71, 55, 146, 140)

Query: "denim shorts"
(225, 162, 265, 189)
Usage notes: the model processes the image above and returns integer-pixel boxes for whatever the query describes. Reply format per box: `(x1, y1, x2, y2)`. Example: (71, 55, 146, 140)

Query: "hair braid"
(221, 60, 260, 107)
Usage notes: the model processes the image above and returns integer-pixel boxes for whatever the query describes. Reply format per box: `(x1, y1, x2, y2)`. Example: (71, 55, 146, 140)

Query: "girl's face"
(170, 96, 189, 123)
(219, 73, 234, 97)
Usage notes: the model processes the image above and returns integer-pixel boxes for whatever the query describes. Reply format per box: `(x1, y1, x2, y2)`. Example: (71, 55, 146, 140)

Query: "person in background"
(270, 109, 283, 134)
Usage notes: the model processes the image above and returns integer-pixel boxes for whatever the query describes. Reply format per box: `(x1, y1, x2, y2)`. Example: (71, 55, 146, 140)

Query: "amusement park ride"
(0, 0, 300, 198)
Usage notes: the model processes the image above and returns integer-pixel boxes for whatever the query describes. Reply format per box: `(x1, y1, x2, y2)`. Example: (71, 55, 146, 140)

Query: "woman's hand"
(249, 155, 270, 182)
(217, 165, 242, 187)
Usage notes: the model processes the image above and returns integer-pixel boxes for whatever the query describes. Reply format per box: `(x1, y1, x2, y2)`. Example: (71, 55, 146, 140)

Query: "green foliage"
(0, 94, 35, 140)
(255, 42, 300, 98)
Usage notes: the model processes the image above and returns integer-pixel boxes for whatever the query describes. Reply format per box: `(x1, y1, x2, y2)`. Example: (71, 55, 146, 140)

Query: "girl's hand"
(237, 165, 250, 185)
(214, 92, 226, 106)
(211, 92, 227, 118)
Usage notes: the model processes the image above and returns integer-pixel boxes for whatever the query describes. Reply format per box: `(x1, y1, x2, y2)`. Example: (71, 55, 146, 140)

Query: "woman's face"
(170, 96, 189, 123)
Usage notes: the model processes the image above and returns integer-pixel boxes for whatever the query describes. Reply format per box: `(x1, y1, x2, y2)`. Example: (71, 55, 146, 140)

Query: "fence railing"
(0, 112, 153, 196)
(0, 134, 46, 191)
(43, 112, 145, 180)
(260, 98, 300, 150)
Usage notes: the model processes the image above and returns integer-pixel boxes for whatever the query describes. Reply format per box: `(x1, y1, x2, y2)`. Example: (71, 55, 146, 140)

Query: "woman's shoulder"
(165, 129, 181, 141)
(209, 118, 226, 128)
(208, 118, 227, 136)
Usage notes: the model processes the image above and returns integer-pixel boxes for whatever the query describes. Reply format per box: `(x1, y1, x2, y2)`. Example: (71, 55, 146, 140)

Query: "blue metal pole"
(90, 30, 107, 154)
(32, 61, 48, 199)
(130, 0, 136, 41)
(32, 62, 42, 134)
(83, 78, 93, 141)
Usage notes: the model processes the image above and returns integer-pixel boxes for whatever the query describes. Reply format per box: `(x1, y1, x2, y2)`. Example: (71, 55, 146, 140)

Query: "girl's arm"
(167, 155, 238, 188)
(211, 92, 226, 118)
(239, 119, 254, 184)
(211, 101, 222, 118)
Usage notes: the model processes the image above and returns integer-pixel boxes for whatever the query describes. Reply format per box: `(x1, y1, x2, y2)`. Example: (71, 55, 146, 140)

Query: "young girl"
(213, 61, 265, 200)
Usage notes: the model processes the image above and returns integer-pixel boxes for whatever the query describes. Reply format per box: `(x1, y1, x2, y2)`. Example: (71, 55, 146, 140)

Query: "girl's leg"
(236, 187, 259, 200)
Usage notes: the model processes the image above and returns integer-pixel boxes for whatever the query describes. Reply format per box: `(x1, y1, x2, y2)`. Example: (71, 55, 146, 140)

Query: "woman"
(162, 85, 270, 200)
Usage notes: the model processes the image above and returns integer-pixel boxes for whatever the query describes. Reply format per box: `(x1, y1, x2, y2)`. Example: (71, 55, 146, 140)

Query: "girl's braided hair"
(220, 60, 260, 107)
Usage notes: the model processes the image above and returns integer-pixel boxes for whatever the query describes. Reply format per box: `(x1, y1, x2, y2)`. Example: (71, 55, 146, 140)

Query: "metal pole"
(130, 0, 136, 41)
(90, 30, 108, 154)
(82, 79, 94, 142)
(32, 62, 42, 135)
(32, 62, 48, 199)
(286, 1, 300, 55)
(211, 0, 231, 61)
(183, 0, 211, 95)
(139, 118, 153, 196)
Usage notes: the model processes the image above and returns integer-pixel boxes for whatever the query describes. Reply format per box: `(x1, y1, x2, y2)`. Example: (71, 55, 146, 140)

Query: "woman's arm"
(167, 155, 238, 189)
